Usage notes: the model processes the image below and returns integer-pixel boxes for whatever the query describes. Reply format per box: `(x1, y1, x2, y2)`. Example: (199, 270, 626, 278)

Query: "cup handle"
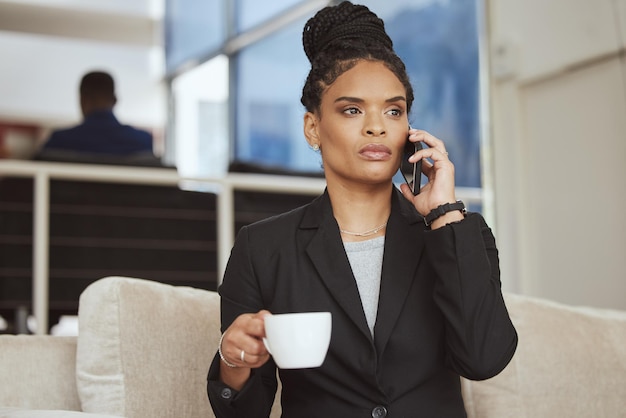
(262, 338, 272, 355)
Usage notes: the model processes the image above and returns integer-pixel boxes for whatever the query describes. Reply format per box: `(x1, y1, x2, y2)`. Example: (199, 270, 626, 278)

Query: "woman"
(207, 2, 517, 417)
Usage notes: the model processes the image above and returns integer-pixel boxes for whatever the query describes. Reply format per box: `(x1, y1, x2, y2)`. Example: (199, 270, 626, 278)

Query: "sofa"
(0, 276, 624, 418)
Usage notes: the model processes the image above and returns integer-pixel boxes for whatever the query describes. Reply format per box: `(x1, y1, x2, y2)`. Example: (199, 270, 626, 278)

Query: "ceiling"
(0, 1, 161, 47)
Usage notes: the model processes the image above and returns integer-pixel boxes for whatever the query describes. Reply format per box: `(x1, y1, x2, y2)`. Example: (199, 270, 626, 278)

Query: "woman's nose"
(364, 117, 386, 137)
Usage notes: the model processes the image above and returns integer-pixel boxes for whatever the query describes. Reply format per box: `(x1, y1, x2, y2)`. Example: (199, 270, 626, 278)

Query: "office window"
(236, 0, 304, 32)
(232, 0, 480, 186)
(234, 17, 319, 173)
(166, 0, 482, 190)
(171, 56, 229, 178)
(165, 0, 225, 73)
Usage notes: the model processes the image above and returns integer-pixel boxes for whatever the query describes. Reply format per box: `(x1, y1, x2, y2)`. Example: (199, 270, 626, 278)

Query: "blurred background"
(0, 0, 624, 326)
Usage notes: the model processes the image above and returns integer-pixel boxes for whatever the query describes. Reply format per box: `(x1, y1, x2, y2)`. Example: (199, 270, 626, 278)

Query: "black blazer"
(208, 189, 517, 418)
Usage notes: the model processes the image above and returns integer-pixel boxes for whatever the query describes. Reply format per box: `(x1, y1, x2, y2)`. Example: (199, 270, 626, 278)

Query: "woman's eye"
(387, 108, 403, 117)
(343, 107, 361, 115)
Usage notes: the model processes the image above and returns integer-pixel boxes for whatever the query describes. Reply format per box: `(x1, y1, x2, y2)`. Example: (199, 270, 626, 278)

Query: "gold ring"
(240, 350, 245, 363)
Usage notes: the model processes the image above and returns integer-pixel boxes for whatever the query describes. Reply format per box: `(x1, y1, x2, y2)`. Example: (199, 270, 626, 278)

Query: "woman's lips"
(359, 144, 392, 160)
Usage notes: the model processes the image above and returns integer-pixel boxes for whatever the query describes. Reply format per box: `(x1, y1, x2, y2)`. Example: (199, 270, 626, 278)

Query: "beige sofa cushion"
(461, 293, 626, 418)
(0, 335, 81, 411)
(76, 276, 221, 418)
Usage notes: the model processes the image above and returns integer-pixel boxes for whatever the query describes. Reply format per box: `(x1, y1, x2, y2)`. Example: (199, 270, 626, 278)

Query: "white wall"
(0, 0, 165, 133)
(488, 0, 626, 310)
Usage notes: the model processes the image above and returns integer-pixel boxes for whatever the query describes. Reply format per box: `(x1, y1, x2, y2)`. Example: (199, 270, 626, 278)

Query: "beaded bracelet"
(218, 332, 237, 368)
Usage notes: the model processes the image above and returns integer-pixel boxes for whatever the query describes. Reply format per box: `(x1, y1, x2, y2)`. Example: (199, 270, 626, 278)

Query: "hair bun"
(302, 1, 393, 63)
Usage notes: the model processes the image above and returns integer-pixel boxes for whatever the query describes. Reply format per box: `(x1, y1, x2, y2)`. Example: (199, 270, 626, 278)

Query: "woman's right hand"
(219, 310, 272, 390)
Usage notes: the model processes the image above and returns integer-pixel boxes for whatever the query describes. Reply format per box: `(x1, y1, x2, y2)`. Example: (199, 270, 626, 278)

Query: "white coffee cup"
(263, 312, 332, 369)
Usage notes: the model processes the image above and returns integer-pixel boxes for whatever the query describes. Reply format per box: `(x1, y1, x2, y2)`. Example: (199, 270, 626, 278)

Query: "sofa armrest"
(0, 407, 120, 418)
(0, 335, 80, 410)
(76, 277, 222, 417)
(461, 293, 626, 418)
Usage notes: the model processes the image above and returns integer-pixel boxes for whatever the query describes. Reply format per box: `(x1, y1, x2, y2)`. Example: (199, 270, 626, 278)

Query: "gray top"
(343, 236, 385, 336)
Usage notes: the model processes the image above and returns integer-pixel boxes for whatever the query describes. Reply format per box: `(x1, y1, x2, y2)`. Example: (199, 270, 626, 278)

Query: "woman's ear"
(303, 112, 320, 149)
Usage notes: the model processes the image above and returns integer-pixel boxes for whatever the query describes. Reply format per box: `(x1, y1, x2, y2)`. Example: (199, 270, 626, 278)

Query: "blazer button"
(220, 387, 233, 399)
(372, 405, 388, 418)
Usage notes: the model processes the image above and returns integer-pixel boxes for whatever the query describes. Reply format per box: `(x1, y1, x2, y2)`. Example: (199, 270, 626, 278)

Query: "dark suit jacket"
(41, 110, 153, 155)
(208, 188, 517, 418)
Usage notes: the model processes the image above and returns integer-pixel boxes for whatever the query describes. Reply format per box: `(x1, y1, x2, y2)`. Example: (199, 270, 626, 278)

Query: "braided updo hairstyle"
(301, 1, 414, 115)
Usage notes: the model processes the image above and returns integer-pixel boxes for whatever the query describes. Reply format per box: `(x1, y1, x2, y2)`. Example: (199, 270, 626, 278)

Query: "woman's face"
(305, 60, 409, 190)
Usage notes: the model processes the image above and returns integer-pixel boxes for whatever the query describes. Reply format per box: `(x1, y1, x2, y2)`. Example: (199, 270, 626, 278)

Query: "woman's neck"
(327, 181, 393, 242)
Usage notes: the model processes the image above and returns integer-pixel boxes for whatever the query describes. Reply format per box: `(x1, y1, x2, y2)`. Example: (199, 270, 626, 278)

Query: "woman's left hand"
(399, 129, 460, 224)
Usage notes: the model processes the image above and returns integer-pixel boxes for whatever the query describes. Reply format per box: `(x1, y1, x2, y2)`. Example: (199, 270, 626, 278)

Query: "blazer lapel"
(374, 189, 425, 354)
(302, 191, 372, 340)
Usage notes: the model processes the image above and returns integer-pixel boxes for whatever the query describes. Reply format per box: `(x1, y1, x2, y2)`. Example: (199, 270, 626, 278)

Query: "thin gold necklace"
(339, 221, 388, 237)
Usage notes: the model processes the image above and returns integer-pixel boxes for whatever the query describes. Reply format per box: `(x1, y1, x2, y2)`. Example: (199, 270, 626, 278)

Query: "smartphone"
(400, 135, 423, 195)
